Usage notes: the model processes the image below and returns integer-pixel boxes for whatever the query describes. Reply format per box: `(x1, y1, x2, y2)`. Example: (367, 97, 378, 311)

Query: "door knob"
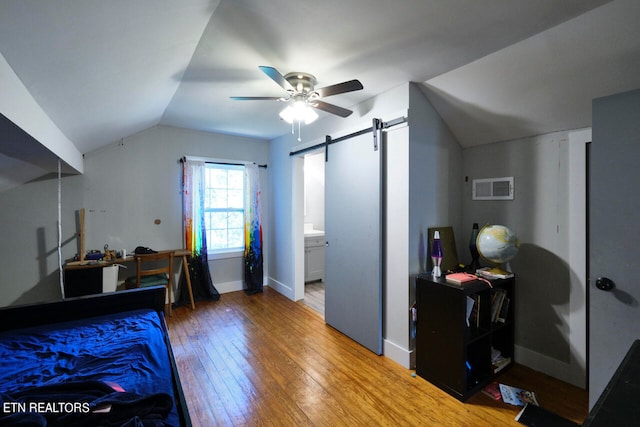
(596, 277, 615, 291)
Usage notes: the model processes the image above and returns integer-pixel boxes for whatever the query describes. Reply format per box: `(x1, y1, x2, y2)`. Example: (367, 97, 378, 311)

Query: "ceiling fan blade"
(311, 100, 353, 118)
(230, 96, 283, 101)
(315, 79, 363, 98)
(259, 66, 294, 91)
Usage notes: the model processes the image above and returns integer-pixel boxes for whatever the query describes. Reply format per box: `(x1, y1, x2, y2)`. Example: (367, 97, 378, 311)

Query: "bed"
(0, 286, 191, 426)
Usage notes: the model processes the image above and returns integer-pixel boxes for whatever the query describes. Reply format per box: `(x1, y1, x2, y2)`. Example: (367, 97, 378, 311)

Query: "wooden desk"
(64, 256, 136, 270)
(64, 249, 195, 310)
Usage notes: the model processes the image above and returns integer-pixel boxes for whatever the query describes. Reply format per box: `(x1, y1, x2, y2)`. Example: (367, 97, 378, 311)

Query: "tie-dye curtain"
(244, 164, 263, 294)
(179, 159, 220, 304)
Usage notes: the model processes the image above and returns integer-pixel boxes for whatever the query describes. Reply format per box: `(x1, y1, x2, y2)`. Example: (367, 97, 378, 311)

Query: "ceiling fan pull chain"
(297, 120, 302, 142)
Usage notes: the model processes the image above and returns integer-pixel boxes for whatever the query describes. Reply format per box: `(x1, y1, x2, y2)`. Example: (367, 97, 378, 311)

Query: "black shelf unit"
(415, 274, 515, 401)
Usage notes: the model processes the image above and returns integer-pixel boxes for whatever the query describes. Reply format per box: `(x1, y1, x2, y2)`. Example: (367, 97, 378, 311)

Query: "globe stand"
(501, 262, 513, 273)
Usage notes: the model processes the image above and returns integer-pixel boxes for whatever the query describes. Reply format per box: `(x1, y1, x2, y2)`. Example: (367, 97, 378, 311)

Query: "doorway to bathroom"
(302, 151, 325, 317)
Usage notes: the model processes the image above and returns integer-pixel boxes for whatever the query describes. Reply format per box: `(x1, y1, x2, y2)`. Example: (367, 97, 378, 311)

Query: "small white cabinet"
(304, 233, 325, 282)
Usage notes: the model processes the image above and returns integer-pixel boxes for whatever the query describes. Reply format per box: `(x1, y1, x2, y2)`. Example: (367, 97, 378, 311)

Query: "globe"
(476, 225, 520, 265)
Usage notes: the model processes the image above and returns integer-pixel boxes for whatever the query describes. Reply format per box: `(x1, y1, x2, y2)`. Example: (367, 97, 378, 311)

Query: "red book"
(445, 272, 478, 285)
(482, 381, 502, 400)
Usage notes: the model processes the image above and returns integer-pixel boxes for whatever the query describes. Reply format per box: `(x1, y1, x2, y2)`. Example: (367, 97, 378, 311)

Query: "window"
(204, 163, 244, 254)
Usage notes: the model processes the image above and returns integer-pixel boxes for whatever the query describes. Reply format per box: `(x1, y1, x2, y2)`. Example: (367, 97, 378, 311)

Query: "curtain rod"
(180, 156, 267, 168)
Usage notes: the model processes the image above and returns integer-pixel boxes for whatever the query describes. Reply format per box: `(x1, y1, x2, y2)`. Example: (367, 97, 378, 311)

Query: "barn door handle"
(596, 277, 615, 291)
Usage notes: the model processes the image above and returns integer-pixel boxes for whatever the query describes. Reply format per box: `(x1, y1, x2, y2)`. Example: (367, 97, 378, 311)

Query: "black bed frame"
(0, 286, 192, 426)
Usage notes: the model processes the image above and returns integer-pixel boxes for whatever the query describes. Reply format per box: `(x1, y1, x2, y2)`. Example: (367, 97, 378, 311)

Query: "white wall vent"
(472, 177, 514, 200)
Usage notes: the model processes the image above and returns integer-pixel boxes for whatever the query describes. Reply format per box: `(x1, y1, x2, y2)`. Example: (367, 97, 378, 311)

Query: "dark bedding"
(0, 309, 180, 426)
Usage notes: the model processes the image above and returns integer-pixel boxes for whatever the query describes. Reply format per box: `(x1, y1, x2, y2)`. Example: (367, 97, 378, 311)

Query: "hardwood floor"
(167, 287, 588, 426)
(302, 281, 325, 317)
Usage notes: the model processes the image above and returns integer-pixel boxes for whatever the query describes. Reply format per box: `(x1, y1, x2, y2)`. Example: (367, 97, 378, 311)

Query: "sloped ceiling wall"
(2, 0, 640, 190)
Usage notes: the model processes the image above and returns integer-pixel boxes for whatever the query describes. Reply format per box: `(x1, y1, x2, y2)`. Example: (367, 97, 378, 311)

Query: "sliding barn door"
(324, 132, 382, 354)
(589, 89, 640, 408)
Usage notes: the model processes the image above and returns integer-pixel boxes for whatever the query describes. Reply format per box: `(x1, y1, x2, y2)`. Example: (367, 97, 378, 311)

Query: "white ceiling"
(1, 0, 639, 184)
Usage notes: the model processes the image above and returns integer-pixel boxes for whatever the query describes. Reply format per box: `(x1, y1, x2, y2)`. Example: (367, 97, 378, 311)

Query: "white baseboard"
(383, 339, 412, 369)
(267, 276, 294, 300)
(515, 344, 586, 389)
(215, 279, 272, 295)
(215, 280, 244, 294)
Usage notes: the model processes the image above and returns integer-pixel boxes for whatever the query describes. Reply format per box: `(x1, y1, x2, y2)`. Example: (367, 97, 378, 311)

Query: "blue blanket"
(0, 309, 179, 426)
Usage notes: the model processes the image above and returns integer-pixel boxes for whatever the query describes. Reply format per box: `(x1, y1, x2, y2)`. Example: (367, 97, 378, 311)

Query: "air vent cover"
(472, 177, 514, 200)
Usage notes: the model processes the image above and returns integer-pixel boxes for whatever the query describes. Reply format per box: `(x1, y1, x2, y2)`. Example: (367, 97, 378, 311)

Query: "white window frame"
(204, 162, 245, 259)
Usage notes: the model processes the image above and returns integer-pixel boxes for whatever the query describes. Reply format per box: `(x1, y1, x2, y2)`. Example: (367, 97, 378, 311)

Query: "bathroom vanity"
(304, 228, 325, 283)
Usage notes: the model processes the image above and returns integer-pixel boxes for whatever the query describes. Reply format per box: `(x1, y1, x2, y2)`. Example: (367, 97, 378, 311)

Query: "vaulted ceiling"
(1, 0, 640, 190)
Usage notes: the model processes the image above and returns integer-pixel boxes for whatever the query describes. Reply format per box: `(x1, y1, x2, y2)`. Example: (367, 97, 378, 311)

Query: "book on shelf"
(465, 296, 474, 327)
(481, 381, 502, 400)
(491, 288, 507, 323)
(445, 272, 478, 285)
(466, 294, 480, 328)
(476, 267, 514, 279)
(491, 347, 512, 373)
(493, 356, 512, 374)
(499, 384, 539, 406)
(497, 296, 510, 323)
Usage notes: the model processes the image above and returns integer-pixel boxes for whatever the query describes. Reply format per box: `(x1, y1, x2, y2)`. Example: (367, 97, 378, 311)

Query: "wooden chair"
(128, 252, 175, 316)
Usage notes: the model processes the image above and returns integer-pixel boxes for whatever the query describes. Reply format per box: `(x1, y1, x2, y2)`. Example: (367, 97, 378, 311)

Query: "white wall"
(0, 173, 83, 305)
(409, 82, 464, 361)
(384, 83, 463, 367)
(383, 124, 411, 366)
(462, 128, 589, 388)
(0, 125, 269, 306)
(407, 83, 464, 270)
(303, 152, 325, 231)
(82, 125, 270, 293)
(0, 52, 83, 174)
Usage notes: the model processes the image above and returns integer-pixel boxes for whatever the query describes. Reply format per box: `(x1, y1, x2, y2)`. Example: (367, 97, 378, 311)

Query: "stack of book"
(476, 267, 514, 279)
(491, 346, 512, 374)
(490, 288, 510, 323)
(493, 354, 512, 374)
(481, 382, 538, 406)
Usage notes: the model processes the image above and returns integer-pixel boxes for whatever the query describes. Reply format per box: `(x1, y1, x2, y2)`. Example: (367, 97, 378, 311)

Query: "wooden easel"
(79, 208, 86, 261)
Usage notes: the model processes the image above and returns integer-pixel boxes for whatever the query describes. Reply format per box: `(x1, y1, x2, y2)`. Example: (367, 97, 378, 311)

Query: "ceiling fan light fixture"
(232, 66, 363, 140)
(279, 101, 318, 124)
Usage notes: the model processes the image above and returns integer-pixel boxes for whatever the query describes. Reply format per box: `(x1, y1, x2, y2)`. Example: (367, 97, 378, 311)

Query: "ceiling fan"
(230, 66, 364, 123)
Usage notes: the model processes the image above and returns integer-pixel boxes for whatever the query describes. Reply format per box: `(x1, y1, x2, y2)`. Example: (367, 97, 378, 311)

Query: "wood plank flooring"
(166, 287, 588, 426)
(302, 281, 325, 317)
